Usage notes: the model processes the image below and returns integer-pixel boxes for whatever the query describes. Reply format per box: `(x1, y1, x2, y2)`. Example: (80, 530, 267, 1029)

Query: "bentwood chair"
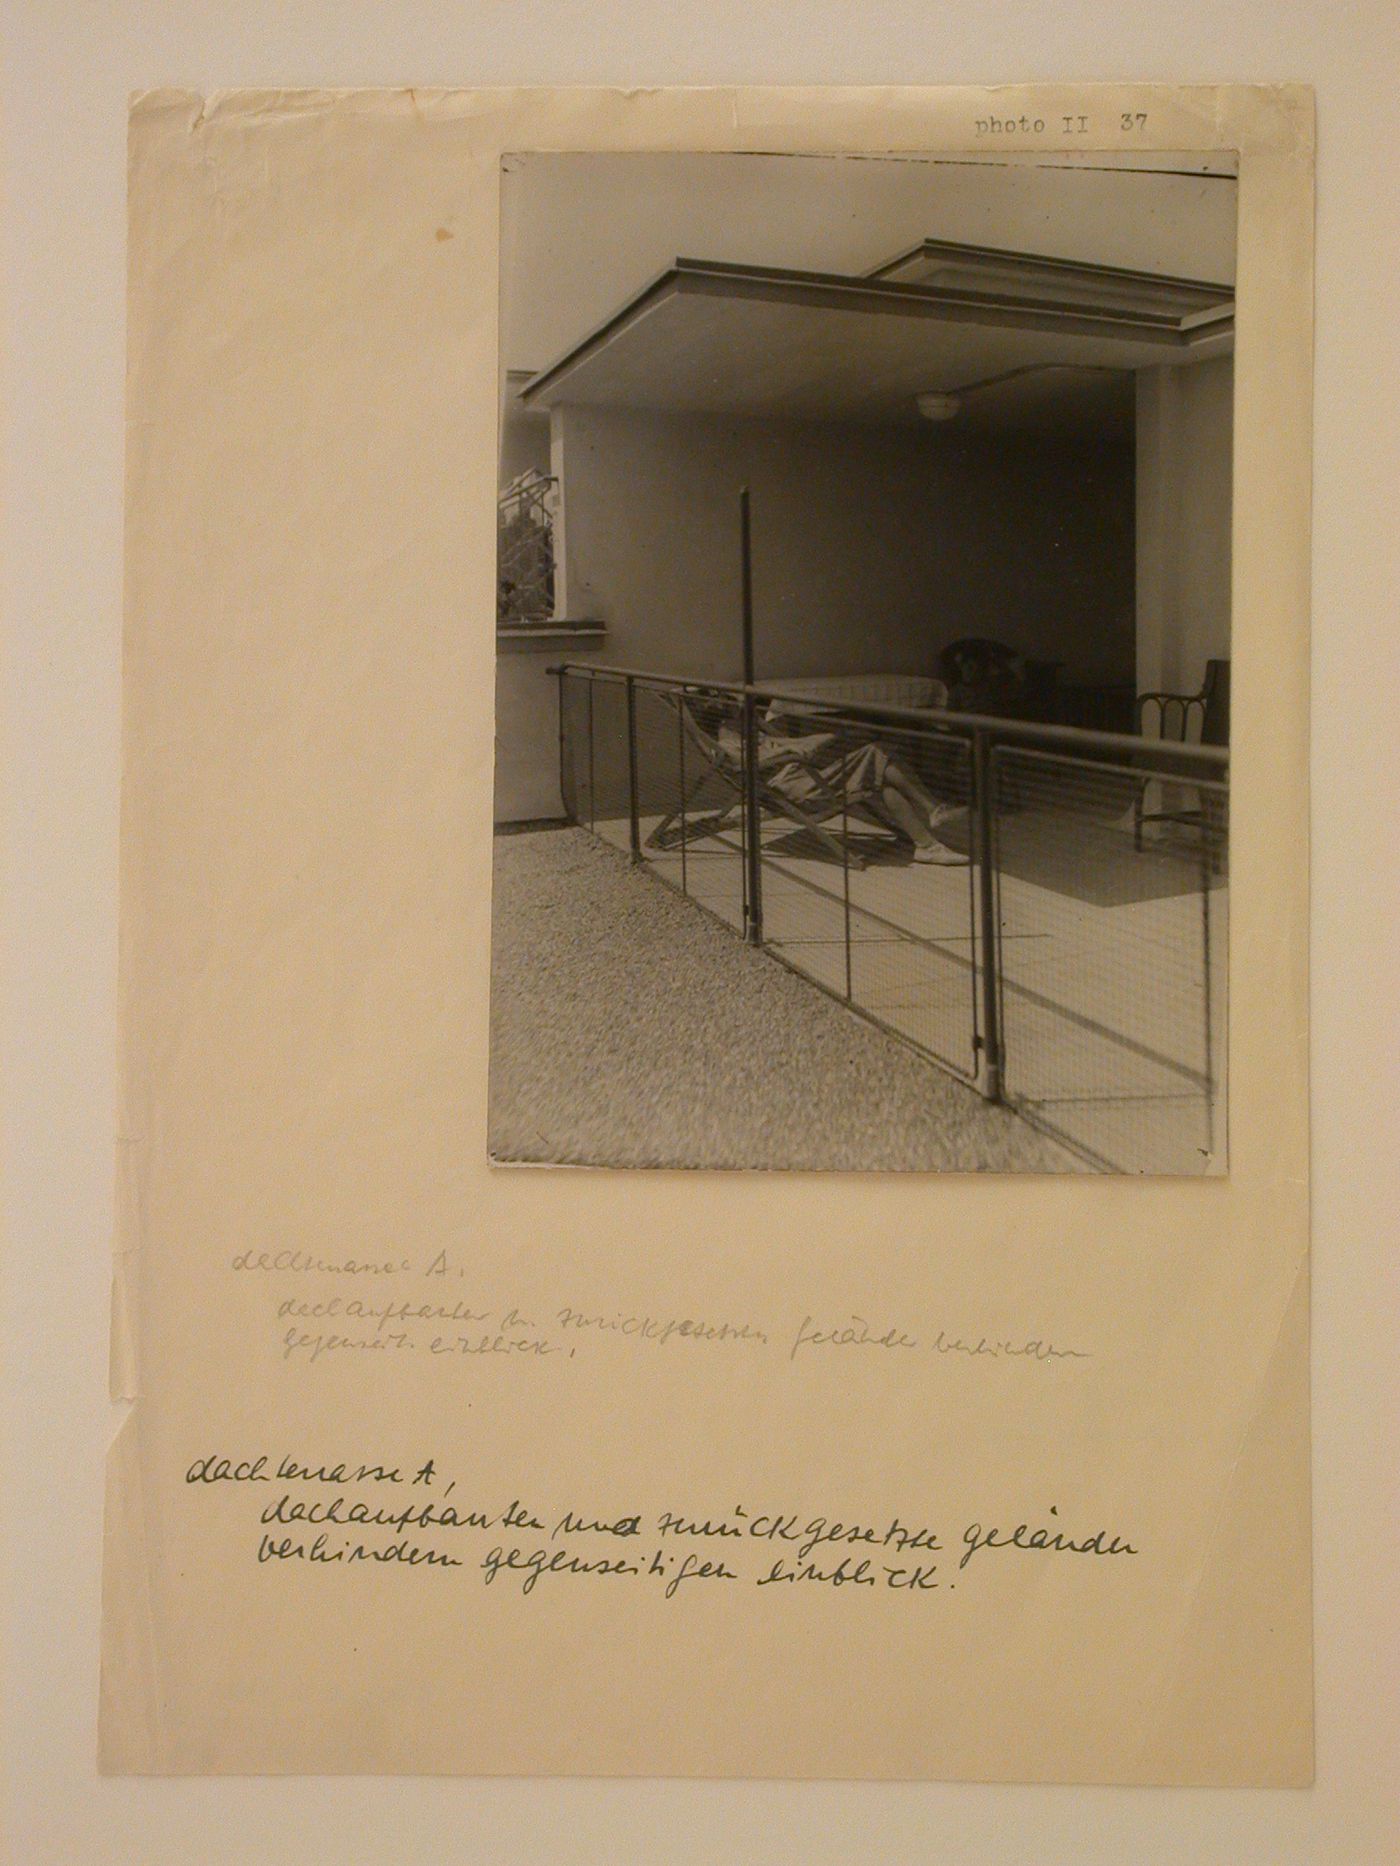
(1133, 658, 1230, 868)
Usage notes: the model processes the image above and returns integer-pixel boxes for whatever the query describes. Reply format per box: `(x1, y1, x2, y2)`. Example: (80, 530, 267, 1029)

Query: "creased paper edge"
(98, 98, 160, 1775)
(125, 82, 1316, 159)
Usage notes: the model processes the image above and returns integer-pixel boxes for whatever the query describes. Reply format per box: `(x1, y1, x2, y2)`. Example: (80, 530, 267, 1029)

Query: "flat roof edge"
(519, 250, 1234, 407)
(519, 263, 684, 404)
(865, 236, 1234, 300)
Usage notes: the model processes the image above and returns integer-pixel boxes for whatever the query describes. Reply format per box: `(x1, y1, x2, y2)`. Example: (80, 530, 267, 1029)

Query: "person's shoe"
(912, 840, 969, 865)
(928, 803, 969, 830)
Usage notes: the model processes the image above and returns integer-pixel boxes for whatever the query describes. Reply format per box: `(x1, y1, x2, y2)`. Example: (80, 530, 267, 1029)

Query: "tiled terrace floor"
(590, 805, 1227, 1175)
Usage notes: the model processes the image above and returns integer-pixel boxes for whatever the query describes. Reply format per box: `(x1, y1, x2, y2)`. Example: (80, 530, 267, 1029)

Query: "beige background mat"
(4, 5, 1398, 1863)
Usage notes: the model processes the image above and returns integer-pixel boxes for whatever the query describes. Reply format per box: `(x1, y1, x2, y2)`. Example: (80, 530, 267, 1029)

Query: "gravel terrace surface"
(489, 827, 1074, 1173)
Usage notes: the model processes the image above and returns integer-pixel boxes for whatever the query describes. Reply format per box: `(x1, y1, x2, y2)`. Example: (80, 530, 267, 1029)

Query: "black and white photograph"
(490, 150, 1235, 1174)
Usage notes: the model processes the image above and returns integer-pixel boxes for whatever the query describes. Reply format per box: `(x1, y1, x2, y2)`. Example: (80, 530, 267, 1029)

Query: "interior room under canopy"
(506, 238, 1233, 708)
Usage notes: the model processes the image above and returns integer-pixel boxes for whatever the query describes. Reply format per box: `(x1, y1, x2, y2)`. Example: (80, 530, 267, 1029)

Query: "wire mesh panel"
(751, 702, 852, 1007)
(552, 665, 1228, 1175)
(852, 721, 977, 1080)
(991, 744, 1227, 1174)
(752, 702, 980, 1081)
(639, 687, 750, 935)
(583, 676, 632, 858)
(556, 671, 593, 830)
(632, 683, 683, 880)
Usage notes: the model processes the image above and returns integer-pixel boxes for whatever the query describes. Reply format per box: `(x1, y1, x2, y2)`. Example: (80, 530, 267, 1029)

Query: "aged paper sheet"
(102, 84, 1312, 1781)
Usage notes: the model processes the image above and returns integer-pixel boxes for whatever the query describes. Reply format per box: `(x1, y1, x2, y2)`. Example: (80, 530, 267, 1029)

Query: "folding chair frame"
(645, 691, 893, 870)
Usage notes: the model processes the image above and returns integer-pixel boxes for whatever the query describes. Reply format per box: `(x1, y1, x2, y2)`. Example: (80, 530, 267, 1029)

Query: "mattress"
(760, 672, 947, 711)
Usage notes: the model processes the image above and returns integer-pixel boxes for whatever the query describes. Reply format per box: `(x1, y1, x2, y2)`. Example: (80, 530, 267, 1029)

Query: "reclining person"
(720, 704, 968, 865)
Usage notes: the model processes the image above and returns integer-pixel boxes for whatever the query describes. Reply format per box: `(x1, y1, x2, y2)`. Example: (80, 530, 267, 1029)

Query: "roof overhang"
(865, 238, 1234, 334)
(518, 246, 1234, 429)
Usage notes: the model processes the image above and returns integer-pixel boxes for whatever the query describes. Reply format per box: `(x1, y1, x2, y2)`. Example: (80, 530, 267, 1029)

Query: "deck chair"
(645, 692, 893, 870)
(1133, 658, 1229, 868)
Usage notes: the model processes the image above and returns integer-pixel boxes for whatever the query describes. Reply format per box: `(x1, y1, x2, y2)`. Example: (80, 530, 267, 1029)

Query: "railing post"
(1200, 793, 1215, 1160)
(555, 668, 569, 821)
(586, 680, 595, 833)
(738, 486, 763, 945)
(841, 763, 853, 1001)
(742, 694, 764, 945)
(677, 695, 688, 896)
(972, 726, 1003, 1101)
(625, 675, 641, 862)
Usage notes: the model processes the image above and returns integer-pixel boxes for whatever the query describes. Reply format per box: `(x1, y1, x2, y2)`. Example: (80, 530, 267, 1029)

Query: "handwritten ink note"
(185, 1453, 1136, 1594)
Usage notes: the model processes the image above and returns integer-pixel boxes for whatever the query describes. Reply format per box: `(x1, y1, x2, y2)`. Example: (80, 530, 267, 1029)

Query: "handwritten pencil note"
(233, 1246, 1092, 1367)
(102, 83, 1313, 1784)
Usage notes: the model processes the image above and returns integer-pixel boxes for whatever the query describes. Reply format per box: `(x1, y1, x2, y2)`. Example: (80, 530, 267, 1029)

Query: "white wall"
(531, 403, 1136, 822)
(555, 403, 1136, 685)
(499, 397, 550, 486)
(1136, 356, 1234, 694)
(494, 636, 609, 822)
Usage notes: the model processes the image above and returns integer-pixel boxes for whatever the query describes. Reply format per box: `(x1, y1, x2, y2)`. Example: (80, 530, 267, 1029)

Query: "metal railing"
(550, 662, 1229, 1175)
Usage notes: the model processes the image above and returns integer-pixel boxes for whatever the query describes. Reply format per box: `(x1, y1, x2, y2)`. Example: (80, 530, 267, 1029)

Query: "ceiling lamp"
(915, 391, 962, 422)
